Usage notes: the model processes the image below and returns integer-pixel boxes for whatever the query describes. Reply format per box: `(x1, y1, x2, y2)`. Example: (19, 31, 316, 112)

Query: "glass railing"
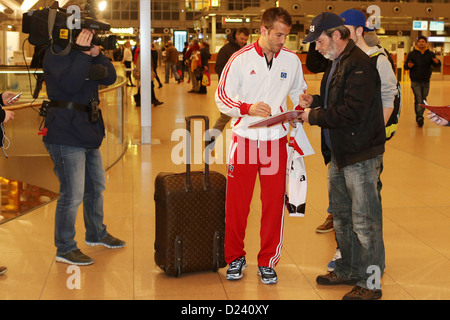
(0, 66, 128, 223)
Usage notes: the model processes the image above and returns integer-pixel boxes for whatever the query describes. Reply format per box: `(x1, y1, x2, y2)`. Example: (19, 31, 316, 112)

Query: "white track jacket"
(215, 39, 308, 141)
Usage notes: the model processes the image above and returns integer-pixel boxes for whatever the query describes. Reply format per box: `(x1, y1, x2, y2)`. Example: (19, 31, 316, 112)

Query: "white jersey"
(215, 39, 308, 141)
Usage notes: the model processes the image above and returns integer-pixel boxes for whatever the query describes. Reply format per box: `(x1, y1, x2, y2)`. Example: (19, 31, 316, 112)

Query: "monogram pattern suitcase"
(154, 115, 227, 277)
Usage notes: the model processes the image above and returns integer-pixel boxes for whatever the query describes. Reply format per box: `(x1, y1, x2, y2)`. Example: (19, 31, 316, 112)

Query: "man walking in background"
(164, 41, 181, 84)
(404, 36, 441, 127)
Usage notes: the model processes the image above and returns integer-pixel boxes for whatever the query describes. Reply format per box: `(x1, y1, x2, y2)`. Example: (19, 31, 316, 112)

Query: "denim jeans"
(329, 155, 385, 289)
(44, 143, 107, 255)
(165, 62, 180, 83)
(411, 81, 430, 120)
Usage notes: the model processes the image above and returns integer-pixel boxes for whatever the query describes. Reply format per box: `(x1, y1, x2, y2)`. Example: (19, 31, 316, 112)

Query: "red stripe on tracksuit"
(217, 44, 255, 111)
(225, 134, 287, 268)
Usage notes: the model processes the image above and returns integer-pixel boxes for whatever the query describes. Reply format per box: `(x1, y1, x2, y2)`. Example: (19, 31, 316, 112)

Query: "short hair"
(324, 25, 351, 41)
(236, 27, 250, 36)
(418, 35, 427, 42)
(261, 7, 292, 30)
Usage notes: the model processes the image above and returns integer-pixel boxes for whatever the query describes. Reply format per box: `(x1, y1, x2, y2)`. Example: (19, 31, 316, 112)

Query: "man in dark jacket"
(42, 29, 125, 266)
(211, 28, 249, 145)
(300, 12, 385, 300)
(214, 28, 250, 79)
(404, 36, 441, 127)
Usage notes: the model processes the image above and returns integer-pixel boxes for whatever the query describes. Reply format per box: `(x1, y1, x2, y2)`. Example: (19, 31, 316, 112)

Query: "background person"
(211, 28, 250, 138)
(164, 41, 181, 84)
(404, 36, 441, 127)
(197, 41, 211, 94)
(122, 41, 135, 86)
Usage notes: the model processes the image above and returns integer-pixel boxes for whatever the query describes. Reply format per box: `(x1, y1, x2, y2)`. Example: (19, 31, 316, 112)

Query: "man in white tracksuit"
(215, 7, 308, 284)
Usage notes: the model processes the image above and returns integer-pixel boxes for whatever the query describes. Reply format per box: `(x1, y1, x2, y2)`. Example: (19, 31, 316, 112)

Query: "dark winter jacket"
(42, 46, 117, 149)
(404, 46, 441, 82)
(214, 31, 242, 79)
(308, 40, 385, 169)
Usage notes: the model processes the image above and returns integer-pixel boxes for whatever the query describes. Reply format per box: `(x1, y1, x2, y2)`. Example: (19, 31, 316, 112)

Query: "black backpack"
(369, 49, 401, 141)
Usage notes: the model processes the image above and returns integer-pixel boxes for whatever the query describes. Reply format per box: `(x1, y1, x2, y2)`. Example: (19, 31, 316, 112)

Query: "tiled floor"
(0, 66, 449, 301)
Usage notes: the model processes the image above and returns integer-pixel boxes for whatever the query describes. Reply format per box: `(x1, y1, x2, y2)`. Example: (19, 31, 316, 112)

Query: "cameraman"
(42, 29, 125, 266)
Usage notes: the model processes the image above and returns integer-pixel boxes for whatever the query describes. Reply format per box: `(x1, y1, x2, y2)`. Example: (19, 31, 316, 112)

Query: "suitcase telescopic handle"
(185, 115, 211, 192)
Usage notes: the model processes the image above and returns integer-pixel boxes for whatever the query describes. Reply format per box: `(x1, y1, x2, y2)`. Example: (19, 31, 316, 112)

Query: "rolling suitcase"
(154, 115, 227, 277)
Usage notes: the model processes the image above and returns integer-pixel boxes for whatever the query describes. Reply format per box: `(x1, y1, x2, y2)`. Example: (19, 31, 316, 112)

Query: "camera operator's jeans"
(44, 143, 107, 255)
(329, 155, 385, 290)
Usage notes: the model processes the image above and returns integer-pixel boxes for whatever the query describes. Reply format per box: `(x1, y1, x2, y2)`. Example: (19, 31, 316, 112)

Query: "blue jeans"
(411, 81, 430, 120)
(329, 155, 385, 289)
(165, 62, 180, 83)
(45, 143, 107, 255)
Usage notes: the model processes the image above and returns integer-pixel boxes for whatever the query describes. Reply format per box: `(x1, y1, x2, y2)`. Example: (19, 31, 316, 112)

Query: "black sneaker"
(343, 285, 382, 300)
(226, 256, 246, 280)
(417, 116, 424, 127)
(55, 249, 94, 266)
(0, 266, 7, 276)
(85, 233, 126, 249)
(257, 266, 278, 284)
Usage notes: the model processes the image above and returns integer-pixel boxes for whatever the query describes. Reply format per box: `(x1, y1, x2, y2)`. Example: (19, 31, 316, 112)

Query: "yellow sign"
(60, 29, 69, 39)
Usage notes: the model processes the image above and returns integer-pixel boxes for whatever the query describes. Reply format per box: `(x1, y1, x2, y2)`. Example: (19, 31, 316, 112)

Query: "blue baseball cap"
(340, 9, 373, 32)
(302, 12, 345, 43)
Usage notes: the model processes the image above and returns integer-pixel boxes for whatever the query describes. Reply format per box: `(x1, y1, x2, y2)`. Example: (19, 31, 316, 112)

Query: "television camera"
(22, 0, 117, 54)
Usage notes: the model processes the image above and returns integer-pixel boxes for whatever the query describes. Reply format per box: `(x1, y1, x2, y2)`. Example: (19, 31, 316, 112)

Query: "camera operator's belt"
(49, 100, 89, 112)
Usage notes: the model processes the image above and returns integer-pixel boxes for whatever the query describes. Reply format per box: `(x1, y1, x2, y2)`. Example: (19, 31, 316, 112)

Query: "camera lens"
(91, 34, 117, 50)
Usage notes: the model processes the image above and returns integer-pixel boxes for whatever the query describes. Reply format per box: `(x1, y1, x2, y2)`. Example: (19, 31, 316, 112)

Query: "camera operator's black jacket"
(307, 40, 386, 170)
(42, 46, 116, 149)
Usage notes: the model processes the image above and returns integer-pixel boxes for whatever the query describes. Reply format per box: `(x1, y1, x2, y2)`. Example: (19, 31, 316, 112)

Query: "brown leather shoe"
(316, 271, 357, 286)
(343, 286, 382, 300)
(316, 214, 334, 233)
(0, 266, 8, 276)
